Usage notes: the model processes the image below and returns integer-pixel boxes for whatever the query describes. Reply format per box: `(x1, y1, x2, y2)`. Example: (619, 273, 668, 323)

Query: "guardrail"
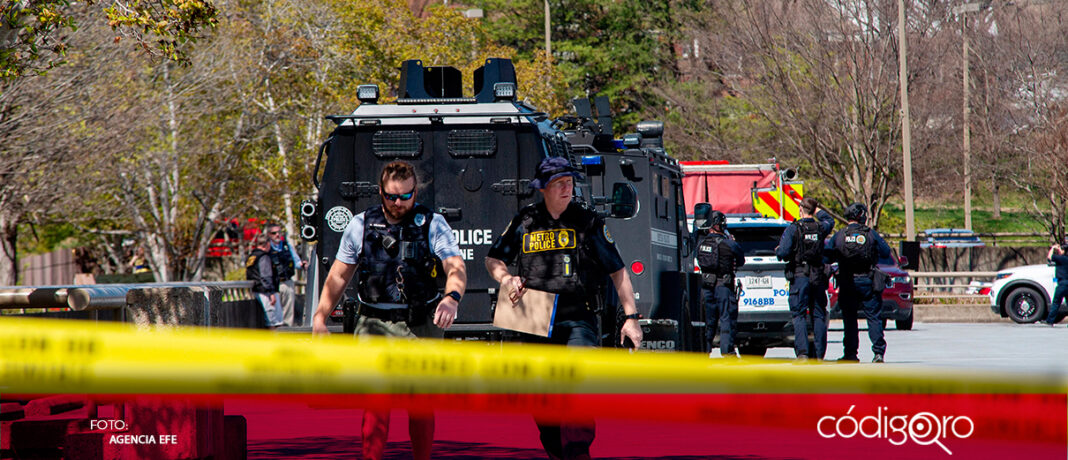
(909, 271, 995, 306)
(0, 281, 255, 312)
(883, 232, 1049, 246)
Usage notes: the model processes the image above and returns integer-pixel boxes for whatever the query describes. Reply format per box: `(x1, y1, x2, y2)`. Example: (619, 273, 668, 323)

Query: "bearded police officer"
(696, 210, 746, 358)
(485, 156, 643, 460)
(827, 203, 891, 363)
(312, 160, 467, 460)
(775, 197, 834, 361)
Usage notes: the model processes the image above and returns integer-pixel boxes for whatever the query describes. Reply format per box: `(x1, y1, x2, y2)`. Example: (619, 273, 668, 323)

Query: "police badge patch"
(325, 206, 353, 233)
(603, 226, 614, 243)
(414, 213, 426, 226)
(856, 234, 867, 245)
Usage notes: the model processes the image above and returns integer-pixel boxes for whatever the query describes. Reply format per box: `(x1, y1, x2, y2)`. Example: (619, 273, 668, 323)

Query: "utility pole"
(544, 0, 552, 57)
(963, 14, 972, 231)
(898, 0, 916, 241)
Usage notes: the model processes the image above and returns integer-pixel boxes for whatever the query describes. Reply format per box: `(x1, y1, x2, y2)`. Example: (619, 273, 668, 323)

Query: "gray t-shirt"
(336, 208, 461, 264)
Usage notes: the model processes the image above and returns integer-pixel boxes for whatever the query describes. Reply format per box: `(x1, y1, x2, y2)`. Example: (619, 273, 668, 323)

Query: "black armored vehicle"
(301, 58, 701, 350)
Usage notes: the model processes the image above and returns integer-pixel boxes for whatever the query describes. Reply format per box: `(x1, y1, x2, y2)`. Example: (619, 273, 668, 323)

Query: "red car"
(828, 255, 914, 330)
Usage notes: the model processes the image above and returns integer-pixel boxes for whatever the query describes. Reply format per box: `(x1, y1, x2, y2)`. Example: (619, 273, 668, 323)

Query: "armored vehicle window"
(730, 226, 786, 256)
(372, 130, 422, 158)
(448, 129, 497, 158)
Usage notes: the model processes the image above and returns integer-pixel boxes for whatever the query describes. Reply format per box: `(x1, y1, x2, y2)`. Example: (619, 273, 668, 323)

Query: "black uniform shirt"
(1051, 254, 1068, 282)
(488, 201, 625, 319)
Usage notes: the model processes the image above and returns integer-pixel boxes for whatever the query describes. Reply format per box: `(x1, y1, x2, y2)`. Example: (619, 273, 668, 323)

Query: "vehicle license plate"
(745, 276, 772, 289)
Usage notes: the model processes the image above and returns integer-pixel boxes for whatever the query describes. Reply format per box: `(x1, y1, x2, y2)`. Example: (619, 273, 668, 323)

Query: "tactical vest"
(792, 219, 824, 266)
(697, 233, 734, 275)
(270, 240, 296, 280)
(356, 204, 438, 305)
(835, 224, 877, 275)
(515, 204, 594, 296)
(246, 248, 275, 293)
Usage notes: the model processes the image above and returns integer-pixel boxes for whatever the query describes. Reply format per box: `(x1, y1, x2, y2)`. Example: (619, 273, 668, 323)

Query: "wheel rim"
(1013, 294, 1037, 318)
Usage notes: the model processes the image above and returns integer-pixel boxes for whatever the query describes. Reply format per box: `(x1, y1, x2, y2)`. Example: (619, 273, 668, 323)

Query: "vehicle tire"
(1004, 286, 1047, 324)
(896, 309, 914, 331)
(738, 343, 767, 357)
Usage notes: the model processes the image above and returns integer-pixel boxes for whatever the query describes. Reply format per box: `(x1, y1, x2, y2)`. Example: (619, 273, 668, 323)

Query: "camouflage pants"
(353, 310, 444, 339)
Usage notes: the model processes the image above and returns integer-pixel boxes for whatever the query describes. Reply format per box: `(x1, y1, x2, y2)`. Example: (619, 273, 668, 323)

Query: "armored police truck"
(301, 58, 700, 350)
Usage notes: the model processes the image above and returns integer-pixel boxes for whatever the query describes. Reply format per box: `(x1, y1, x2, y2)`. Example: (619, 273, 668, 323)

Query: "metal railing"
(883, 232, 1048, 246)
(0, 282, 255, 313)
(909, 271, 996, 306)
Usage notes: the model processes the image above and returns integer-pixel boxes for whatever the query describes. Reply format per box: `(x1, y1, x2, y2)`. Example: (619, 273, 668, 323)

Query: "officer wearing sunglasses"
(312, 160, 467, 460)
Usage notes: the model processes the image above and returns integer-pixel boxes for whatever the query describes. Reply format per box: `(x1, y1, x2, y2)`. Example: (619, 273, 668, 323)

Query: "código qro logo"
(817, 405, 974, 455)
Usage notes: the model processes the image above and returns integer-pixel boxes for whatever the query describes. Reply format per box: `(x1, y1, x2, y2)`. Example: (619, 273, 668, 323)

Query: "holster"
(407, 301, 431, 327)
(702, 273, 733, 290)
(872, 269, 890, 292)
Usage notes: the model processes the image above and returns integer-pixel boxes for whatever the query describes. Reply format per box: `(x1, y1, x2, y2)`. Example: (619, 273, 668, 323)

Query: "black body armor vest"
(515, 204, 594, 296)
(356, 204, 438, 305)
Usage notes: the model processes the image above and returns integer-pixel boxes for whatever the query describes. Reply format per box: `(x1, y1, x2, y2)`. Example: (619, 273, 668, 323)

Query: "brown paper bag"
(493, 281, 558, 337)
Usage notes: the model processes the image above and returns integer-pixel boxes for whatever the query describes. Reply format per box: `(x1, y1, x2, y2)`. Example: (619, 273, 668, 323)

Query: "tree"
(685, 0, 957, 227)
(984, 2, 1068, 241)
(67, 5, 268, 282)
(474, 0, 682, 128)
(0, 5, 117, 284)
(0, 0, 218, 79)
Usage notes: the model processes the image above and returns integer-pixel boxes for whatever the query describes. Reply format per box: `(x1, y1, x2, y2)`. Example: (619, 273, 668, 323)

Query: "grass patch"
(879, 204, 1047, 235)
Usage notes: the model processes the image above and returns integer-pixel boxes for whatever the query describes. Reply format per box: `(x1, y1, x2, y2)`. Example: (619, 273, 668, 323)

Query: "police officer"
(265, 222, 306, 327)
(312, 160, 467, 460)
(696, 210, 745, 358)
(776, 197, 834, 361)
(827, 203, 891, 363)
(246, 233, 283, 329)
(485, 156, 643, 460)
(1043, 242, 1068, 326)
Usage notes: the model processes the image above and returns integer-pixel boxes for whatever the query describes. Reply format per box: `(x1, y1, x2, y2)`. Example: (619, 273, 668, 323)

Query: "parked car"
(967, 280, 992, 296)
(828, 254, 915, 330)
(989, 264, 1065, 323)
(921, 228, 985, 249)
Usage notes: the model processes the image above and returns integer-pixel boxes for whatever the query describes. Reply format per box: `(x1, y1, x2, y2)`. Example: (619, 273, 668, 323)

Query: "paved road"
(291, 320, 1068, 373)
(757, 320, 1068, 373)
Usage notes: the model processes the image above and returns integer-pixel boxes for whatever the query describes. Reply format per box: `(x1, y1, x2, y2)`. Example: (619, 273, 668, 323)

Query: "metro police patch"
(325, 206, 353, 233)
(522, 229, 577, 253)
(603, 226, 614, 243)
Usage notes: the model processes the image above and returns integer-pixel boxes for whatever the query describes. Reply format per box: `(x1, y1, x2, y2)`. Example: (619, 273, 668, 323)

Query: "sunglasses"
(382, 188, 416, 201)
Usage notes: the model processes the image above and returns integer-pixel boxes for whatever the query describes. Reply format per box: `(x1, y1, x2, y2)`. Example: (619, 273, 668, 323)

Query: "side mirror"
(898, 256, 908, 268)
(693, 202, 712, 233)
(608, 183, 639, 219)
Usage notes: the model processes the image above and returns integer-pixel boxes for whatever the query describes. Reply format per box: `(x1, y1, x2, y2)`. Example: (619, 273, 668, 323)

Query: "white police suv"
(989, 263, 1061, 323)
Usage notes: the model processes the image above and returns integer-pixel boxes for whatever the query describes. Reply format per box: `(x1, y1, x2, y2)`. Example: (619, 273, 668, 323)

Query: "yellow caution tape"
(0, 317, 1065, 395)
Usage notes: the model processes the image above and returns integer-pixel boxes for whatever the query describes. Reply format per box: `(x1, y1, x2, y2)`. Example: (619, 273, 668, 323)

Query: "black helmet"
(844, 202, 867, 224)
(709, 210, 727, 230)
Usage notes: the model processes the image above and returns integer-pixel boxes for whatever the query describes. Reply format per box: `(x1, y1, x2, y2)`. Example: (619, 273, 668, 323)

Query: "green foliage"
(0, 0, 216, 79)
(0, 0, 79, 78)
(474, 0, 681, 129)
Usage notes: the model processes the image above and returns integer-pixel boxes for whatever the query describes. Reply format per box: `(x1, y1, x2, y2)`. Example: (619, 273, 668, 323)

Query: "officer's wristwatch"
(446, 291, 462, 302)
(624, 313, 640, 321)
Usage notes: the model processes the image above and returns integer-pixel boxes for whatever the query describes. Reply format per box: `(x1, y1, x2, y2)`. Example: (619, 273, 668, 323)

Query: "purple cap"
(529, 157, 584, 189)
